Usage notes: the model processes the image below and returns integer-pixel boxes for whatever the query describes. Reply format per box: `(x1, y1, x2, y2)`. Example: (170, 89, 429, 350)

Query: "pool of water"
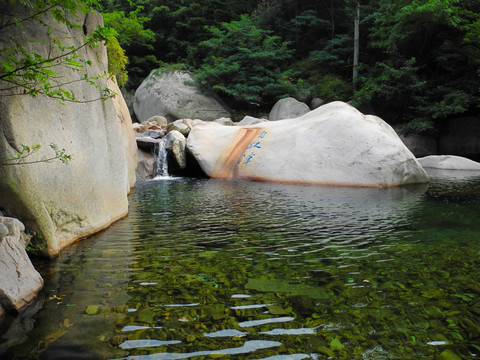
(1, 174, 480, 359)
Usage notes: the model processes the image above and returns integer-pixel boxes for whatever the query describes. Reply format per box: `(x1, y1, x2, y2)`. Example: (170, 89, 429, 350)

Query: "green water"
(1, 175, 480, 359)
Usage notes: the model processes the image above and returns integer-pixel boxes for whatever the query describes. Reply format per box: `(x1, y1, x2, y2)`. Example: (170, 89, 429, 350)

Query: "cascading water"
(154, 138, 169, 178)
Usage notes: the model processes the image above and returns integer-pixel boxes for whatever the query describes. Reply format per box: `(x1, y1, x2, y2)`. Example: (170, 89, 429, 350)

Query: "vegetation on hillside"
(1, 0, 480, 133)
(99, 0, 480, 133)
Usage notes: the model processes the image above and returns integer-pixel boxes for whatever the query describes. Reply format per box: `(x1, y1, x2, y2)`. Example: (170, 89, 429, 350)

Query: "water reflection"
(114, 340, 282, 360)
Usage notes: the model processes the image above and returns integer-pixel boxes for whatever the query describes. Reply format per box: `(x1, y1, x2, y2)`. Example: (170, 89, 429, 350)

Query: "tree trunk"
(353, 0, 360, 91)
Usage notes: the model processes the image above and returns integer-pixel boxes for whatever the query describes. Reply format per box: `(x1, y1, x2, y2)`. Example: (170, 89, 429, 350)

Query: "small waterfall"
(154, 138, 169, 178)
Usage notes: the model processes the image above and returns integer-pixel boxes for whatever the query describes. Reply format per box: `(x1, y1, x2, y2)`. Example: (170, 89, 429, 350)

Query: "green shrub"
(105, 34, 128, 87)
(315, 74, 351, 102)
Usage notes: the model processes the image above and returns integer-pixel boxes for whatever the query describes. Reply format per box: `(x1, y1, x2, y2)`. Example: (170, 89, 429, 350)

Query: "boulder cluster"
(133, 100, 431, 187)
(134, 115, 237, 180)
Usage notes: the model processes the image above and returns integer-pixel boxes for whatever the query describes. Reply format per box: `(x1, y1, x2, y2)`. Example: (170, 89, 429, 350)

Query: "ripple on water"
(3, 178, 480, 359)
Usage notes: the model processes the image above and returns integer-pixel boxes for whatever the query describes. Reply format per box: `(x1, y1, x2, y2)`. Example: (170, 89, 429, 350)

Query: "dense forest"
(1, 0, 479, 134)
(97, 0, 480, 134)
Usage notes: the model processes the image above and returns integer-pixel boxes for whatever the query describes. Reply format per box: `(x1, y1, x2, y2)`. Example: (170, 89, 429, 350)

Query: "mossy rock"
(436, 349, 462, 360)
(85, 305, 99, 315)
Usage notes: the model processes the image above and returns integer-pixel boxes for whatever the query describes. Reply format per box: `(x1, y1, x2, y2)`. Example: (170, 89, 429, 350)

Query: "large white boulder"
(187, 101, 429, 187)
(0, 10, 137, 257)
(417, 155, 480, 170)
(133, 70, 231, 122)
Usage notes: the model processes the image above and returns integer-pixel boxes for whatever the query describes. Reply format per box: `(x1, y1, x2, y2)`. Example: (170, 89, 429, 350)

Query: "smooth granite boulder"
(187, 101, 429, 187)
(269, 97, 310, 121)
(214, 117, 235, 126)
(146, 115, 168, 128)
(167, 119, 194, 137)
(417, 155, 480, 170)
(237, 116, 268, 126)
(0, 9, 137, 257)
(311, 98, 325, 109)
(133, 70, 231, 122)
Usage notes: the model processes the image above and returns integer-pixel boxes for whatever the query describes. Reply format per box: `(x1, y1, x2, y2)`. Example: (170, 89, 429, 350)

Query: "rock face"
(0, 10, 137, 257)
(187, 101, 429, 187)
(269, 97, 310, 121)
(0, 217, 43, 315)
(133, 70, 231, 122)
(165, 131, 187, 170)
(417, 155, 480, 170)
(136, 149, 156, 182)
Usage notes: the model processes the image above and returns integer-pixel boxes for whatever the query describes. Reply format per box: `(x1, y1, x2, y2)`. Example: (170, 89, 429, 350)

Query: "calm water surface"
(1, 174, 480, 359)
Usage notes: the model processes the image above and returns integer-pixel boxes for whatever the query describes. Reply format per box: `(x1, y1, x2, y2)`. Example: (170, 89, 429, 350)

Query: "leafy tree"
(253, 0, 359, 102)
(356, 0, 480, 133)
(0, 0, 126, 166)
(93, 0, 480, 136)
(102, 8, 157, 88)
(0, 144, 71, 167)
(0, 0, 122, 102)
(196, 14, 296, 109)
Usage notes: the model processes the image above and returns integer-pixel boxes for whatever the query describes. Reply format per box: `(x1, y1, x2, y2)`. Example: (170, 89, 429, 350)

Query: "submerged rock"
(437, 349, 462, 360)
(187, 101, 429, 187)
